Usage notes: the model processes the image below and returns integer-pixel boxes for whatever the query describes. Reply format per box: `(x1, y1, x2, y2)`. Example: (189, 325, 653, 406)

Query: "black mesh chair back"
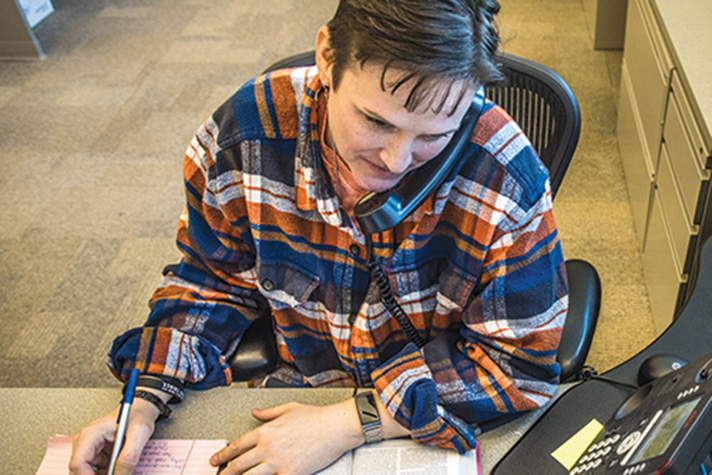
(263, 51, 581, 198)
(491, 53, 581, 198)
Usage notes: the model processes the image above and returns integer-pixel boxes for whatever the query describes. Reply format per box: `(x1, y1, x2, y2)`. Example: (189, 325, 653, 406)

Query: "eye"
(366, 116, 394, 130)
(420, 132, 452, 143)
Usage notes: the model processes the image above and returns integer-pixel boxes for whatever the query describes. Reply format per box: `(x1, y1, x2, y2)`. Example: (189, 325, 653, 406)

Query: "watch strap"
(354, 391, 383, 444)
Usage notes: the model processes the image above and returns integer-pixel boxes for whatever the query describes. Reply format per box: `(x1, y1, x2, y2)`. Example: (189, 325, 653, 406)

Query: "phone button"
(617, 431, 641, 455)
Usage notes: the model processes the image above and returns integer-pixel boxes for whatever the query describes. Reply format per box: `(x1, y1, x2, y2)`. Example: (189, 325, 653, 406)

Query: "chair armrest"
(557, 259, 601, 382)
(227, 313, 278, 382)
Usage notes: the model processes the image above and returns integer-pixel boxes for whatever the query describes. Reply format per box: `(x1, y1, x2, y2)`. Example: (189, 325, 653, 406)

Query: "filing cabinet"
(617, 0, 712, 332)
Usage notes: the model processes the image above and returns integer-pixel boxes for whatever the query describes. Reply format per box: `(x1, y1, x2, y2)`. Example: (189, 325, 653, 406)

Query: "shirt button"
(349, 244, 360, 257)
(262, 279, 274, 291)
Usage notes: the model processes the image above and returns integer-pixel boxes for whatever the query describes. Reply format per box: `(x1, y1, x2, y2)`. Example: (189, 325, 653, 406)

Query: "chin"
(360, 178, 401, 193)
(355, 171, 402, 193)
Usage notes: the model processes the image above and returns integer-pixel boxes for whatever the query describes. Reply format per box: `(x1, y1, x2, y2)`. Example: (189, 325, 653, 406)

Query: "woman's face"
(324, 63, 475, 193)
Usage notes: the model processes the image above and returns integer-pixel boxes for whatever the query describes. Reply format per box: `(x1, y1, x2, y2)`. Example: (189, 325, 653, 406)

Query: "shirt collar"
(293, 69, 345, 227)
(293, 68, 438, 228)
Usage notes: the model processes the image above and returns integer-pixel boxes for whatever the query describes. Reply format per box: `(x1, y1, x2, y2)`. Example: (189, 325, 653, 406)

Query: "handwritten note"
(36, 436, 227, 475)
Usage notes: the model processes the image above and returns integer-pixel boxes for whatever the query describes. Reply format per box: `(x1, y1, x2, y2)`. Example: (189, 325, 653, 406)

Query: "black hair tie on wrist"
(133, 390, 172, 421)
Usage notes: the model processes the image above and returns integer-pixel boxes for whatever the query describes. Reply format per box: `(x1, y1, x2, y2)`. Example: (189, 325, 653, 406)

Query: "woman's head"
(315, 0, 503, 192)
(321, 0, 503, 113)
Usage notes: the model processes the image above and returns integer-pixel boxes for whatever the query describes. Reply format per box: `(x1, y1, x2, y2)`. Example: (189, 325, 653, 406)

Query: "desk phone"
(569, 351, 712, 475)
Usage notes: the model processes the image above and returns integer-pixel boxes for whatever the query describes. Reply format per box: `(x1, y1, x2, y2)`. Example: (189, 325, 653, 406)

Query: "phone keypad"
(569, 433, 620, 474)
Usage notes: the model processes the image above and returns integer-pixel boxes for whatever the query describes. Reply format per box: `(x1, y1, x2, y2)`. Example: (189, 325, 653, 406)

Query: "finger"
(250, 402, 296, 422)
(220, 447, 265, 475)
(69, 416, 118, 475)
(243, 462, 276, 475)
(93, 450, 110, 471)
(89, 444, 113, 474)
(211, 431, 257, 467)
(70, 436, 105, 475)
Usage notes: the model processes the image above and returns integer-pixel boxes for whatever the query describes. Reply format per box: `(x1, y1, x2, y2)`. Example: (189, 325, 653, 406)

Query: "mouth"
(361, 158, 401, 180)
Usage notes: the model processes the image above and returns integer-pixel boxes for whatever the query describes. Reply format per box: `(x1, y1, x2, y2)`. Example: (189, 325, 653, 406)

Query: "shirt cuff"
(108, 326, 232, 389)
(371, 341, 477, 453)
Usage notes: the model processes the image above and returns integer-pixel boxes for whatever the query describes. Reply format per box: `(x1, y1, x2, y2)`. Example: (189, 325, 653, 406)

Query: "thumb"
(113, 405, 156, 474)
(251, 402, 295, 422)
(112, 431, 149, 475)
(114, 457, 140, 475)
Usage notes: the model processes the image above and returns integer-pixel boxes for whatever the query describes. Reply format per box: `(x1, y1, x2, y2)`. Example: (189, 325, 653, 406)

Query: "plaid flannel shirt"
(109, 66, 568, 452)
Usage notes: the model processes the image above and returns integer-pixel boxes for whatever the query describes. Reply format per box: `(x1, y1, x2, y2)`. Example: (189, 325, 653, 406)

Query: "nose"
(378, 137, 413, 175)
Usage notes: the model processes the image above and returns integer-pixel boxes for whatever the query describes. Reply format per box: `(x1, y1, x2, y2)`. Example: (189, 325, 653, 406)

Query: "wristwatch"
(354, 391, 383, 444)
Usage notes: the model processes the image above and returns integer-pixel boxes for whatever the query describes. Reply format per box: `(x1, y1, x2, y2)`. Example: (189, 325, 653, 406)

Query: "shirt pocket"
(434, 265, 478, 314)
(256, 262, 320, 309)
(387, 260, 477, 312)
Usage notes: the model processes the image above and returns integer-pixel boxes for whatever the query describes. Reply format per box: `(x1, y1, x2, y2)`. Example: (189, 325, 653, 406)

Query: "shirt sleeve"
(371, 175, 568, 453)
(108, 118, 266, 389)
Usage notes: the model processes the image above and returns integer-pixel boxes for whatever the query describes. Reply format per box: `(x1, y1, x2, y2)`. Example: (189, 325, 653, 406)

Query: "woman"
(70, 1, 568, 473)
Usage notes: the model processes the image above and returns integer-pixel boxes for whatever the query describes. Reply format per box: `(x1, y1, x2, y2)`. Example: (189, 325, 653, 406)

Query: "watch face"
(359, 395, 379, 422)
(356, 393, 383, 443)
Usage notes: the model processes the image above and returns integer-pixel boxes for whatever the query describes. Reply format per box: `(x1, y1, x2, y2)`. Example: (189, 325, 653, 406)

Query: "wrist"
(135, 386, 173, 405)
(134, 390, 172, 421)
(132, 397, 163, 422)
(335, 398, 369, 449)
(371, 391, 411, 439)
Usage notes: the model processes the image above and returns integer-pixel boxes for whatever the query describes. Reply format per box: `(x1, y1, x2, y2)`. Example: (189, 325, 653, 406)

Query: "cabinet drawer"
(622, 0, 673, 167)
(657, 144, 696, 272)
(642, 191, 686, 333)
(664, 73, 711, 224)
(670, 73, 710, 169)
(618, 61, 654, 249)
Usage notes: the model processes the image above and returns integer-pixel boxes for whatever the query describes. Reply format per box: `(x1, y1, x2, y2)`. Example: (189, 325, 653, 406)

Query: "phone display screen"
(629, 396, 700, 464)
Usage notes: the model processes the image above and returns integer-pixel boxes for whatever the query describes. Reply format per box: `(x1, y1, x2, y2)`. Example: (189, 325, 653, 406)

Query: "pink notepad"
(36, 436, 227, 474)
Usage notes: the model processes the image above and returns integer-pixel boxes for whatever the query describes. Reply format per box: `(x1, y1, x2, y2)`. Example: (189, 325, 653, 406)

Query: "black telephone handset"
(354, 86, 486, 235)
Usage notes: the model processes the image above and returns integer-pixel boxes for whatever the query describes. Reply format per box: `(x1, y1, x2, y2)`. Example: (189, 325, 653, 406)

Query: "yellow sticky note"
(551, 419, 604, 470)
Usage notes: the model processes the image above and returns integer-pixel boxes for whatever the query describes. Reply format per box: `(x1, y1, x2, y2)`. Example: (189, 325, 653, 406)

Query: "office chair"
(229, 51, 601, 384)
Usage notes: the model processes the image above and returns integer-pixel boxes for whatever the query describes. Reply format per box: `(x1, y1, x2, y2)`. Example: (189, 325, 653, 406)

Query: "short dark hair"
(326, 0, 503, 113)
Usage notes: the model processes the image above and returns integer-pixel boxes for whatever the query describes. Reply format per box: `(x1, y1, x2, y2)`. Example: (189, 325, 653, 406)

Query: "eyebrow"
(359, 107, 459, 137)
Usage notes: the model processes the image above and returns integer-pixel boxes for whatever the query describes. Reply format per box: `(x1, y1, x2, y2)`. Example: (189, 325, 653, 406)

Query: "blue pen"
(107, 368, 139, 475)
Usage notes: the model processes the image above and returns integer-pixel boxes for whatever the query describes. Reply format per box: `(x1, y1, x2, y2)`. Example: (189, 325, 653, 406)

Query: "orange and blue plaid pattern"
(109, 66, 568, 452)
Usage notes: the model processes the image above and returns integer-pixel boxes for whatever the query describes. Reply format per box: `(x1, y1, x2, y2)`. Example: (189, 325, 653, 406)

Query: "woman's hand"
(69, 395, 163, 475)
(210, 399, 365, 475)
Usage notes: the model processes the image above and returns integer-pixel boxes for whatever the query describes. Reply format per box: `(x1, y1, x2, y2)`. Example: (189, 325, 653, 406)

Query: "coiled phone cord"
(364, 234, 426, 349)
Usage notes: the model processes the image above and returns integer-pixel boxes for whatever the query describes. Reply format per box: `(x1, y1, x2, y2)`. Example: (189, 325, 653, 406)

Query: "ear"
(315, 25, 334, 88)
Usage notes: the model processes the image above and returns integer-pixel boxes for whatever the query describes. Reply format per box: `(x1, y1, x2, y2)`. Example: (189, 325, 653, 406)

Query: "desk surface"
(0, 385, 570, 475)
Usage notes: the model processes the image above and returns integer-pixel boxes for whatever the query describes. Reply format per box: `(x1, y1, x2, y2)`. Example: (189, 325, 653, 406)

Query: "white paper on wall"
(18, 0, 54, 28)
